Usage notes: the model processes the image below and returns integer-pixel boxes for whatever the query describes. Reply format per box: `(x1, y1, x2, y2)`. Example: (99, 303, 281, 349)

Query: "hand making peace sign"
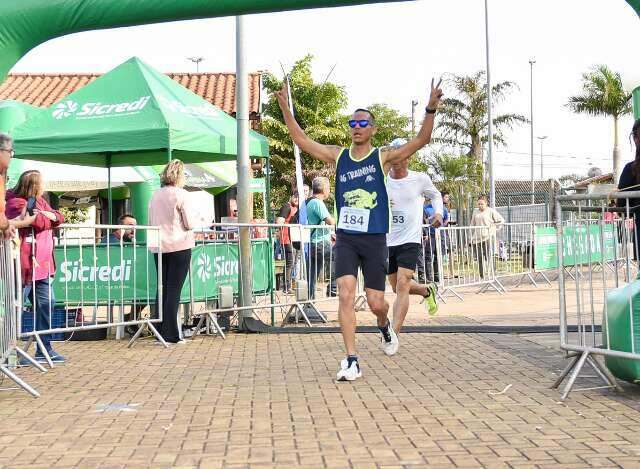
(427, 77, 444, 111)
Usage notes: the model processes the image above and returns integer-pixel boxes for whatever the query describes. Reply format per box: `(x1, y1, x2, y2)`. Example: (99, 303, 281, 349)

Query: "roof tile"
(0, 72, 261, 119)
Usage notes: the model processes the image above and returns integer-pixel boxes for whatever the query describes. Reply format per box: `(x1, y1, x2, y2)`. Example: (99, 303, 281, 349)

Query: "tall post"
(411, 99, 418, 138)
(106, 152, 113, 224)
(537, 135, 548, 179)
(484, 0, 496, 207)
(235, 15, 253, 329)
(529, 59, 536, 204)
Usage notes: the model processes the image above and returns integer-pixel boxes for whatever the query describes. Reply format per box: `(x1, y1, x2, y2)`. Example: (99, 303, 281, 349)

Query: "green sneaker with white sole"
(423, 283, 438, 316)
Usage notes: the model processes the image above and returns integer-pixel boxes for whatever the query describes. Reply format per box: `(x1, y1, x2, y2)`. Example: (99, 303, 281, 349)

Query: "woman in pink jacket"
(149, 160, 195, 344)
(5, 170, 65, 363)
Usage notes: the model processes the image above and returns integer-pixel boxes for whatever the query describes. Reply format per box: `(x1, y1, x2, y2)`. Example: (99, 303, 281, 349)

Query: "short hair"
(13, 170, 42, 199)
(312, 176, 329, 195)
(160, 159, 185, 187)
(441, 191, 449, 197)
(477, 195, 488, 202)
(118, 214, 136, 224)
(0, 133, 13, 150)
(353, 108, 376, 125)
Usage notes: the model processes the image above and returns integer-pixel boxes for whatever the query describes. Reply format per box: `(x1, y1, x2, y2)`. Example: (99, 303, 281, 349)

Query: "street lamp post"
(485, 0, 496, 207)
(529, 59, 536, 204)
(187, 56, 204, 73)
(411, 99, 418, 138)
(537, 135, 548, 179)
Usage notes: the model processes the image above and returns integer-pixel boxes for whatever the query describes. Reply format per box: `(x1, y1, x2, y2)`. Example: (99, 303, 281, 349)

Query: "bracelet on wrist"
(425, 107, 437, 114)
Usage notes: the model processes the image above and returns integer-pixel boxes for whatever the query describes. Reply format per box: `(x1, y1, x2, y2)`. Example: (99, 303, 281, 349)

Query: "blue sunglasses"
(348, 119, 372, 129)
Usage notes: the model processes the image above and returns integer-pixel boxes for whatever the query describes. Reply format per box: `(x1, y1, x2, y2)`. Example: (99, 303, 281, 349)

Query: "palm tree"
(435, 72, 528, 162)
(427, 152, 483, 225)
(567, 65, 632, 181)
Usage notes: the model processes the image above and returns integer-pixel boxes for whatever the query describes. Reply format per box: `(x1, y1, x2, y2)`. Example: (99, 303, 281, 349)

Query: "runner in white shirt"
(386, 141, 443, 352)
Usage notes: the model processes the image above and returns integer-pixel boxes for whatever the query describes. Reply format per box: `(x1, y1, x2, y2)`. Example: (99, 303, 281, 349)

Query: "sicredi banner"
(51, 241, 271, 304)
(534, 224, 616, 270)
(52, 97, 151, 120)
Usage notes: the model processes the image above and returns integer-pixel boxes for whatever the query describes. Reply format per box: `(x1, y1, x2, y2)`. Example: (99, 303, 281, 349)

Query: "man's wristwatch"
(425, 107, 437, 114)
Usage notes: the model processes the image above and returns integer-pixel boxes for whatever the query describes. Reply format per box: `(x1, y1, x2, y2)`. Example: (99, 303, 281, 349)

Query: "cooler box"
(603, 276, 640, 383)
(21, 308, 79, 342)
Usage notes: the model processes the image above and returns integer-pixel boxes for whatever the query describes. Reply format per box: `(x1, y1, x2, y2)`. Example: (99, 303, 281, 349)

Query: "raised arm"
(382, 78, 444, 166)
(275, 82, 341, 165)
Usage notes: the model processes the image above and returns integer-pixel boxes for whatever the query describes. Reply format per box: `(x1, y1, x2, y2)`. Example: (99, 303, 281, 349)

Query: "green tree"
(567, 65, 632, 181)
(435, 71, 527, 161)
(426, 151, 483, 225)
(60, 207, 88, 224)
(262, 55, 350, 206)
(368, 103, 410, 148)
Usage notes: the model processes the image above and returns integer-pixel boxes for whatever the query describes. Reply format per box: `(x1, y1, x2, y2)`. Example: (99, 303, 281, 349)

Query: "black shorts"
(334, 232, 388, 291)
(387, 243, 421, 274)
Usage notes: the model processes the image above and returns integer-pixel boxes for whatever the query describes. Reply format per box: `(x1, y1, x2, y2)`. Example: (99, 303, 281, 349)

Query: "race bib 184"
(338, 207, 370, 232)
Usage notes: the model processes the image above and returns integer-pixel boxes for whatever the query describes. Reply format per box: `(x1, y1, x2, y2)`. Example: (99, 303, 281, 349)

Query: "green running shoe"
(423, 283, 438, 316)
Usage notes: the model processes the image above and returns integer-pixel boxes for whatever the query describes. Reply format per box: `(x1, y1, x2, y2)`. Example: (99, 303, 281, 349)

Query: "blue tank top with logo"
(335, 147, 390, 234)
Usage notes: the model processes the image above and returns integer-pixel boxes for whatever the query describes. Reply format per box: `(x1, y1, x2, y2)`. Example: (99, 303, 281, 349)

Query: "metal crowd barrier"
(20, 224, 165, 367)
(0, 239, 45, 397)
(417, 225, 503, 300)
(185, 223, 368, 329)
(553, 192, 640, 399)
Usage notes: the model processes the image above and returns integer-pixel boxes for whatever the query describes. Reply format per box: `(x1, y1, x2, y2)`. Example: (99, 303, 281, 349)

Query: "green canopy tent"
(0, 100, 41, 133)
(11, 56, 269, 223)
(161, 161, 237, 195)
(0, 100, 237, 197)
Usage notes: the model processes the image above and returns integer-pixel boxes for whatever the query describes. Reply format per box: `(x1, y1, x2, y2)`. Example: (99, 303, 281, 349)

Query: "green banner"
(534, 224, 616, 270)
(52, 240, 272, 305)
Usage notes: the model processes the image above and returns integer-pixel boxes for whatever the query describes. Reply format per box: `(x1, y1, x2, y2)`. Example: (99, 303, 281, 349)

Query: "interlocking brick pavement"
(1, 326, 640, 468)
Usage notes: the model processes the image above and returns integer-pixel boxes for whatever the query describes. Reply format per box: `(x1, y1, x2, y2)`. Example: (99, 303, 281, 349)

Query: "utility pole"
(529, 59, 536, 204)
(235, 17, 253, 329)
(187, 56, 204, 73)
(485, 0, 496, 207)
(411, 99, 418, 138)
(537, 135, 548, 179)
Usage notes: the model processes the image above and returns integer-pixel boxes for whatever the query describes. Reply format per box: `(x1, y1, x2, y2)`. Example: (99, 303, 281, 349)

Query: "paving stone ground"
(2, 280, 640, 468)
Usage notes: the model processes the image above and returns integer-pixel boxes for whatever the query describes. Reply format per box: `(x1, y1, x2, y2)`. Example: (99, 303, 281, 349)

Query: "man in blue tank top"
(276, 79, 443, 382)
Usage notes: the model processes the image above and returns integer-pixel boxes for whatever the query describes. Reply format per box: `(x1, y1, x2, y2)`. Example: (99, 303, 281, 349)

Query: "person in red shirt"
(5, 170, 65, 363)
(276, 186, 308, 293)
(0, 133, 14, 238)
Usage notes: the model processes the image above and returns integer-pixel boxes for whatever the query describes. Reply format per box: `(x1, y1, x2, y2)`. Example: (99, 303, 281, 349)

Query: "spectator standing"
(305, 177, 334, 299)
(0, 133, 15, 239)
(617, 119, 640, 257)
(148, 160, 195, 344)
(276, 192, 301, 293)
(423, 191, 450, 283)
(6, 170, 65, 363)
(470, 195, 504, 279)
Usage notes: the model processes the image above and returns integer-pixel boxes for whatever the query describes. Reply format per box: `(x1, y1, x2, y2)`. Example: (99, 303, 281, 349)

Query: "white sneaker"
(380, 324, 399, 356)
(336, 358, 362, 382)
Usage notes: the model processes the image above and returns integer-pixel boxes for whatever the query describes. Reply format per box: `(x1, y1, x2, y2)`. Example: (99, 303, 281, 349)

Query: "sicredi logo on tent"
(52, 97, 151, 120)
(157, 95, 221, 120)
